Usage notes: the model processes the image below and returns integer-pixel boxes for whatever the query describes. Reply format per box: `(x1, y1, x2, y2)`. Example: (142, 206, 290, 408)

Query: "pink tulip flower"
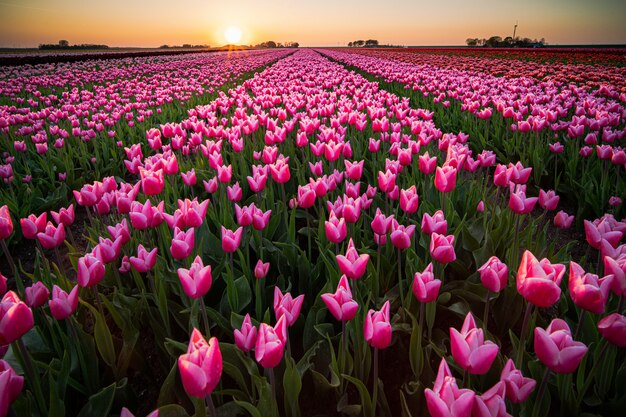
(516, 250, 565, 308)
(534, 319, 587, 374)
(412, 263, 441, 303)
(0, 291, 34, 345)
(49, 285, 79, 320)
(500, 359, 536, 403)
(424, 358, 475, 417)
(478, 256, 508, 293)
(178, 329, 222, 398)
(430, 232, 456, 264)
(450, 312, 499, 375)
(364, 300, 391, 349)
(178, 256, 212, 299)
(321, 275, 359, 322)
(336, 238, 370, 280)
(598, 313, 626, 347)
(234, 314, 258, 353)
(274, 287, 304, 327)
(221, 226, 243, 253)
(171, 227, 195, 260)
(255, 316, 287, 368)
(129, 245, 158, 273)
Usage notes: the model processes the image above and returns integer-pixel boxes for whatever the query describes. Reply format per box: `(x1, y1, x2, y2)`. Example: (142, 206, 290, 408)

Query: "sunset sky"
(1, 0, 625, 48)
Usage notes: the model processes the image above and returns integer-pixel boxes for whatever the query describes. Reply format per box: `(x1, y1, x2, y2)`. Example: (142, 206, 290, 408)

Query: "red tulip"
(178, 329, 222, 398)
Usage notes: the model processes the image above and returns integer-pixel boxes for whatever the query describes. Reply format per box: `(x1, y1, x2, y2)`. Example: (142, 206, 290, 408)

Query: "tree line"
(466, 36, 546, 48)
(39, 40, 110, 50)
(347, 40, 379, 47)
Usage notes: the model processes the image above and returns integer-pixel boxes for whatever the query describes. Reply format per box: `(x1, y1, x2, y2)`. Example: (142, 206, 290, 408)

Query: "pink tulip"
(370, 208, 393, 236)
(129, 245, 158, 273)
(516, 250, 566, 308)
(274, 287, 304, 327)
(364, 300, 391, 349)
(450, 312, 499, 375)
(476, 200, 485, 213)
(254, 260, 270, 279)
(0, 291, 34, 344)
(49, 285, 79, 320)
(221, 226, 243, 253)
(321, 275, 359, 322)
(129, 200, 164, 230)
(94, 236, 123, 264)
(377, 169, 396, 193)
(0, 360, 24, 417)
(269, 159, 290, 184)
(25, 282, 49, 309)
(534, 318, 587, 374)
(140, 168, 164, 196)
(538, 189, 559, 211)
(178, 256, 212, 299)
(181, 169, 196, 186)
(584, 219, 623, 250)
(120, 408, 159, 417)
(171, 227, 195, 260)
(0, 206, 12, 240)
(227, 182, 242, 202)
(325, 211, 347, 244)
(430, 232, 456, 264)
(604, 256, 626, 297)
(19, 213, 47, 240)
(235, 203, 254, 227)
(472, 382, 508, 417)
(390, 221, 416, 250)
(296, 185, 316, 209)
(478, 256, 508, 293)
(77, 253, 106, 288)
(37, 222, 66, 249)
(73, 183, 101, 207)
(412, 263, 441, 303)
(493, 164, 511, 188)
(217, 165, 233, 184)
(422, 210, 447, 236)
(336, 238, 370, 280)
(345, 160, 364, 180)
(203, 177, 219, 193)
(0, 274, 6, 297)
(424, 358, 475, 417)
(598, 313, 626, 347)
(553, 211, 574, 229)
(399, 186, 419, 214)
(178, 329, 222, 398)
(568, 261, 611, 314)
(434, 164, 457, 193)
(509, 185, 537, 215)
(500, 359, 536, 403)
(255, 316, 287, 368)
(251, 207, 271, 231)
(234, 314, 257, 353)
(107, 219, 131, 244)
(418, 152, 437, 174)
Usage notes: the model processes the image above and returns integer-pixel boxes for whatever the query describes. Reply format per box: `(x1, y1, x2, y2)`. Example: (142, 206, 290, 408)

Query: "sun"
(224, 26, 242, 44)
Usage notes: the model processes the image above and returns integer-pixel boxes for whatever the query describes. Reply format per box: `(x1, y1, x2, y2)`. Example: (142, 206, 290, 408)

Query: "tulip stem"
(205, 394, 217, 417)
(483, 291, 490, 332)
(255, 278, 263, 320)
(341, 320, 347, 393)
(199, 297, 211, 338)
(269, 367, 277, 411)
(512, 215, 521, 268)
(0, 239, 17, 279)
(398, 250, 404, 308)
(14, 337, 47, 415)
(617, 295, 624, 314)
(573, 309, 585, 341)
(372, 347, 379, 416)
(419, 302, 425, 339)
(91, 286, 106, 318)
(516, 302, 533, 369)
(576, 339, 609, 406)
(54, 246, 67, 278)
(532, 368, 552, 417)
(85, 206, 95, 229)
(307, 214, 312, 261)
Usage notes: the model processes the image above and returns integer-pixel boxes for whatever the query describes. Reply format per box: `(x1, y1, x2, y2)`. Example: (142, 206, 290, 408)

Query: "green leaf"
(82, 301, 116, 368)
(76, 382, 117, 417)
(155, 404, 190, 417)
(233, 400, 263, 417)
(343, 374, 374, 417)
(283, 356, 302, 417)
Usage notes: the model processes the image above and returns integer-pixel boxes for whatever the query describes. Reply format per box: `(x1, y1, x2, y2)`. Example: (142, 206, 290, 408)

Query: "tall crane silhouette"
(513, 21, 518, 40)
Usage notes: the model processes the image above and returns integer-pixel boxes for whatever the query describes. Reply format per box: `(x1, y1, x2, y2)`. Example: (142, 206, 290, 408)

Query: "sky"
(1, 0, 625, 48)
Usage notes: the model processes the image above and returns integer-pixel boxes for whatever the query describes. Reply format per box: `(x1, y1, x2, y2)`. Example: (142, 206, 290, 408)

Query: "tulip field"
(0, 46, 625, 417)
